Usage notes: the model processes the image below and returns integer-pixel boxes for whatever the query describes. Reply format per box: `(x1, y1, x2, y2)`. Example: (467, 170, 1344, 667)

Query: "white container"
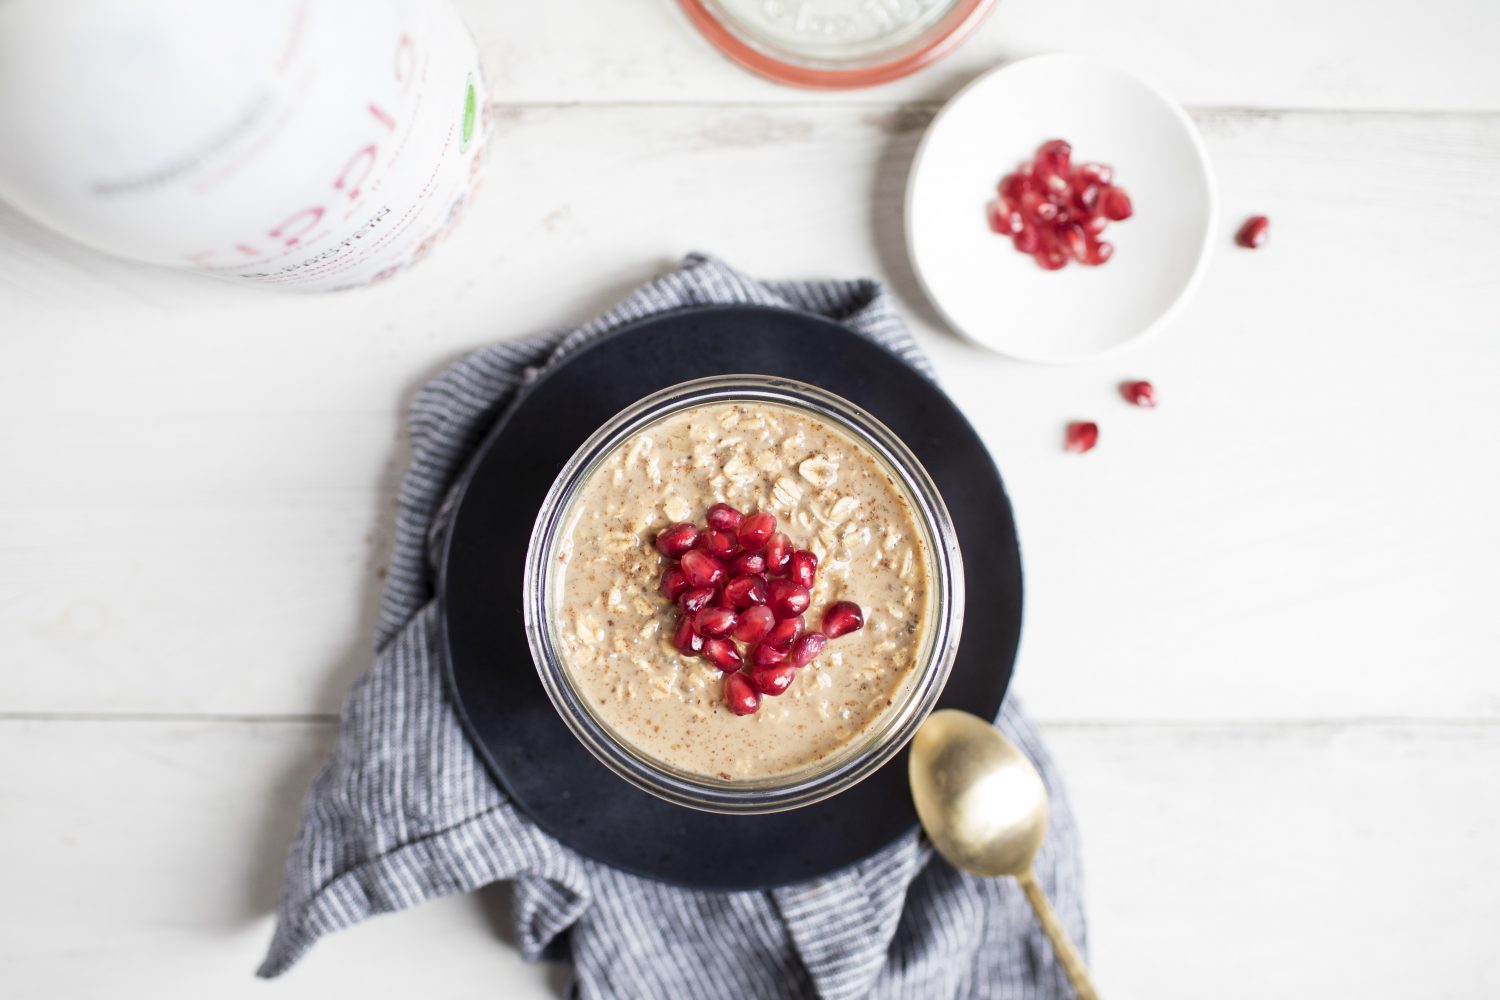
(0, 0, 488, 291)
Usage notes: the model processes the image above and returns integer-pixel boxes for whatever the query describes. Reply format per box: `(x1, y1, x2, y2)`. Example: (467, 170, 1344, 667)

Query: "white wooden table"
(3, 3, 1498, 997)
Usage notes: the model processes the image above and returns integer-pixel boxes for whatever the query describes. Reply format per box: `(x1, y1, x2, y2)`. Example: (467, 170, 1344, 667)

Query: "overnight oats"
(526, 376, 963, 813)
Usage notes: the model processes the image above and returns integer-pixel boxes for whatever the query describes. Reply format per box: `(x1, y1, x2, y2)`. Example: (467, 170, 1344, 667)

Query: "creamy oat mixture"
(551, 402, 931, 780)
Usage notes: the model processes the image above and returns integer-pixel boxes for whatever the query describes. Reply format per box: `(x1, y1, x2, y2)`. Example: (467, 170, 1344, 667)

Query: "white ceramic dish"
(906, 53, 1216, 363)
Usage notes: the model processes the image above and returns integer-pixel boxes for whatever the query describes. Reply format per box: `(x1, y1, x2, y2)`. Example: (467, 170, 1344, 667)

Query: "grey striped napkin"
(259, 254, 1087, 998)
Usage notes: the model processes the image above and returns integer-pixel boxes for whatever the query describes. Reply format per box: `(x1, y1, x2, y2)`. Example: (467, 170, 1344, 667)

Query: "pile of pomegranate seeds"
(656, 503, 865, 716)
(988, 140, 1132, 271)
(1236, 215, 1270, 249)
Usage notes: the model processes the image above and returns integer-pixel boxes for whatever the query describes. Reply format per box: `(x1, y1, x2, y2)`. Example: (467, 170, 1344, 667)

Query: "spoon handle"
(1016, 868, 1100, 1000)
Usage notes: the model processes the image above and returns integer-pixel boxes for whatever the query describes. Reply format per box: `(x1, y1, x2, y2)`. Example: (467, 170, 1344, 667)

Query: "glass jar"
(677, 0, 997, 89)
(524, 375, 965, 813)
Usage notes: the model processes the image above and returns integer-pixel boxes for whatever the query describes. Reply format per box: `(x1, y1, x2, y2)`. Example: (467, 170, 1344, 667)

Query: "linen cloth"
(260, 254, 1087, 998)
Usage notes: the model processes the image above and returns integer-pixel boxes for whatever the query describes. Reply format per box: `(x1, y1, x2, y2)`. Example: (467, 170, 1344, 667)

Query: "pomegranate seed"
(1065, 421, 1099, 454)
(1060, 224, 1088, 262)
(767, 580, 811, 619)
(1122, 380, 1157, 407)
(1076, 162, 1114, 185)
(987, 201, 1008, 234)
(713, 585, 736, 609)
(660, 566, 689, 602)
(699, 528, 740, 560)
(789, 550, 817, 589)
(654, 522, 698, 559)
(1020, 190, 1058, 224)
(678, 586, 715, 615)
(1037, 139, 1072, 175)
(672, 615, 704, 656)
(1100, 186, 1133, 221)
(764, 532, 792, 574)
(1013, 227, 1041, 254)
(724, 673, 760, 715)
(702, 638, 743, 673)
(732, 604, 775, 645)
(1035, 248, 1068, 271)
(764, 615, 805, 651)
(723, 574, 769, 609)
(729, 551, 767, 577)
(1082, 237, 1114, 267)
(680, 549, 726, 588)
(790, 632, 827, 667)
(738, 512, 777, 551)
(1074, 182, 1101, 215)
(998, 171, 1031, 204)
(1082, 214, 1108, 236)
(749, 662, 797, 697)
(695, 606, 738, 639)
(750, 642, 788, 668)
(706, 502, 744, 532)
(1236, 215, 1269, 249)
(822, 601, 864, 639)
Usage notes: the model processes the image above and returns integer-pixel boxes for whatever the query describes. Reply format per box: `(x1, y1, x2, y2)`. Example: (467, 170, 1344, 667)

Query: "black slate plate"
(438, 304, 1021, 890)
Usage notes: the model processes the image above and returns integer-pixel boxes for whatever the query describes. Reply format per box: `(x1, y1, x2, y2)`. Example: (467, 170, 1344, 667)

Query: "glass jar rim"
(523, 375, 965, 814)
(677, 0, 998, 90)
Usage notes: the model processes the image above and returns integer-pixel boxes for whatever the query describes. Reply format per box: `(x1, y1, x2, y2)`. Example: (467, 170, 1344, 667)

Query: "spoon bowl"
(909, 709, 1100, 1000)
(909, 708, 1049, 877)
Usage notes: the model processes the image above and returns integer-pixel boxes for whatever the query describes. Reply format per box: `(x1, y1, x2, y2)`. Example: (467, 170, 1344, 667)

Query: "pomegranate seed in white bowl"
(906, 53, 1217, 363)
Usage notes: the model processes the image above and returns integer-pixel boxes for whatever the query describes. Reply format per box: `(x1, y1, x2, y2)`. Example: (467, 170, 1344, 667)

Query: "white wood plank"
(452, 0, 1500, 111)
(1048, 721, 1500, 999)
(2, 719, 1495, 998)
(1, 108, 1496, 720)
(0, 719, 559, 1000)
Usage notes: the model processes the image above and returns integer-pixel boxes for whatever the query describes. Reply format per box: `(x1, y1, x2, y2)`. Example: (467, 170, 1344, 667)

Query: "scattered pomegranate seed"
(699, 528, 740, 560)
(729, 551, 767, 577)
(1236, 215, 1269, 249)
(790, 632, 827, 668)
(764, 532, 792, 574)
(732, 604, 775, 645)
(822, 602, 864, 639)
(660, 566, 689, 602)
(1122, 380, 1157, 407)
(701, 637, 743, 672)
(1100, 186, 1133, 221)
(767, 580, 811, 619)
(991, 141, 1132, 270)
(672, 615, 704, 657)
(789, 550, 817, 589)
(678, 586, 715, 615)
(694, 606, 738, 639)
(749, 662, 798, 697)
(738, 512, 777, 551)
(680, 549, 726, 588)
(763, 615, 805, 651)
(724, 673, 760, 715)
(723, 574, 769, 609)
(706, 503, 744, 532)
(750, 642, 788, 668)
(655, 522, 698, 559)
(1065, 421, 1099, 454)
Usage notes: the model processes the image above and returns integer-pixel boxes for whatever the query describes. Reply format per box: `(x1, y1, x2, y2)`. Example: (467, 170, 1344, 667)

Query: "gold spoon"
(909, 709, 1099, 1000)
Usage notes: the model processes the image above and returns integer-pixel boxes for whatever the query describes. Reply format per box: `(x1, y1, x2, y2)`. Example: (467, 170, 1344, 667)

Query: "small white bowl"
(905, 53, 1216, 363)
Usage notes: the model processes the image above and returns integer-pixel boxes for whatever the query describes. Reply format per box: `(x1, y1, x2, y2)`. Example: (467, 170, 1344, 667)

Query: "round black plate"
(439, 304, 1022, 890)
